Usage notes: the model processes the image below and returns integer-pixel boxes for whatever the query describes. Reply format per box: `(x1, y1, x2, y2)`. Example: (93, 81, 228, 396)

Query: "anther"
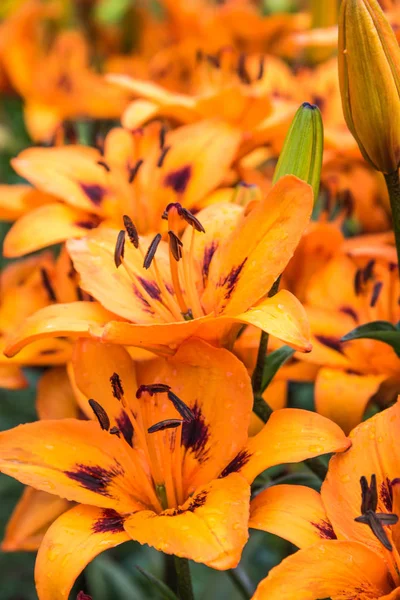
(168, 231, 183, 261)
(237, 53, 251, 84)
(206, 53, 220, 68)
(40, 268, 57, 302)
(123, 215, 139, 248)
(109, 426, 121, 437)
(148, 419, 183, 433)
(180, 207, 205, 233)
(157, 146, 171, 168)
(370, 281, 383, 307)
(88, 399, 110, 431)
(96, 160, 111, 172)
(128, 159, 144, 183)
(257, 55, 265, 81)
(136, 383, 171, 398)
(355, 475, 398, 551)
(143, 234, 162, 269)
(167, 390, 194, 422)
(110, 372, 124, 400)
(354, 268, 363, 296)
(159, 124, 167, 149)
(363, 259, 375, 283)
(114, 230, 125, 268)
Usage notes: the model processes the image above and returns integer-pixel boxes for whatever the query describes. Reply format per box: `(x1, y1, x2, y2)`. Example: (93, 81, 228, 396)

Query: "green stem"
(305, 456, 328, 480)
(228, 566, 255, 599)
(174, 558, 194, 600)
(251, 278, 281, 423)
(384, 170, 400, 272)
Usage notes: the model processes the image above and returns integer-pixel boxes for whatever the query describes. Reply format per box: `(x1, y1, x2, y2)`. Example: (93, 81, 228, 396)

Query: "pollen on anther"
(88, 399, 110, 431)
(114, 230, 125, 268)
(168, 231, 183, 261)
(148, 418, 183, 433)
(136, 383, 171, 398)
(110, 372, 124, 400)
(123, 215, 139, 248)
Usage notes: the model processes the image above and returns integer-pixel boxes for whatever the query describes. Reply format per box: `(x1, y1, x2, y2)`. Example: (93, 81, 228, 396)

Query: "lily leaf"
(341, 320, 400, 357)
(136, 566, 179, 600)
(261, 345, 295, 392)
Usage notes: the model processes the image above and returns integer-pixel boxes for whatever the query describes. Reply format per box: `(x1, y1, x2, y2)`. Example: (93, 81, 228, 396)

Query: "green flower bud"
(273, 102, 323, 201)
(339, 0, 400, 174)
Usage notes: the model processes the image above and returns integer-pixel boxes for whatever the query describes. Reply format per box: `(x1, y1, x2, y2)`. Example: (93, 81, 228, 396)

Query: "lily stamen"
(88, 399, 110, 431)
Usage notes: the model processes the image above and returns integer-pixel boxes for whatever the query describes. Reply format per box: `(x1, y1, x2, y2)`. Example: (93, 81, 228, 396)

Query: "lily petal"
(224, 408, 350, 484)
(0, 185, 53, 221)
(124, 473, 250, 570)
(35, 504, 130, 600)
(252, 541, 391, 600)
(3, 203, 103, 258)
(0, 420, 143, 512)
(36, 366, 80, 420)
(315, 368, 386, 434)
(4, 302, 117, 358)
(203, 175, 313, 316)
(2, 487, 70, 552)
(250, 484, 335, 548)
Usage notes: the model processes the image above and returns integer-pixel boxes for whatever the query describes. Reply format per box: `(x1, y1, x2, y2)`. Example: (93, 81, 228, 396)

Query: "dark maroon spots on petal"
(132, 284, 154, 313)
(311, 519, 337, 540)
(381, 478, 393, 512)
(340, 306, 359, 322)
(65, 463, 124, 497)
(315, 335, 343, 354)
(202, 241, 218, 285)
(115, 410, 134, 447)
(40, 268, 57, 302)
(219, 449, 252, 478)
(370, 281, 383, 308)
(39, 348, 59, 356)
(57, 73, 73, 93)
(218, 258, 247, 301)
(137, 277, 162, 300)
(80, 183, 107, 206)
(163, 165, 192, 194)
(181, 402, 210, 463)
(92, 508, 125, 534)
(75, 215, 103, 230)
(167, 491, 208, 516)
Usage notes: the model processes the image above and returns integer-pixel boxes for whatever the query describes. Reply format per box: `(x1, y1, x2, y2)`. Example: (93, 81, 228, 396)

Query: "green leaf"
(261, 345, 295, 392)
(341, 321, 400, 357)
(86, 555, 145, 600)
(136, 566, 179, 600)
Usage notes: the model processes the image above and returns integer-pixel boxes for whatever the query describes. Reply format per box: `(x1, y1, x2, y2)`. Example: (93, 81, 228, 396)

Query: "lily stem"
(305, 456, 328, 480)
(228, 566, 255, 599)
(174, 557, 195, 600)
(384, 170, 400, 272)
(251, 278, 281, 423)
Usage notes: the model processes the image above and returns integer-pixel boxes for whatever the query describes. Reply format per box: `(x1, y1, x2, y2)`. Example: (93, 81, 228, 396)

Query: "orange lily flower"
(249, 399, 400, 600)
(5, 175, 313, 358)
(0, 0, 130, 141)
(0, 338, 350, 599)
(300, 246, 400, 433)
(2, 366, 79, 551)
(0, 251, 79, 389)
(3, 119, 241, 257)
(107, 48, 297, 156)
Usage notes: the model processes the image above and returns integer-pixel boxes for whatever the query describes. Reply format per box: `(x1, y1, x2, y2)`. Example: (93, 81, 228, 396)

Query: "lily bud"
(273, 102, 323, 201)
(338, 0, 400, 174)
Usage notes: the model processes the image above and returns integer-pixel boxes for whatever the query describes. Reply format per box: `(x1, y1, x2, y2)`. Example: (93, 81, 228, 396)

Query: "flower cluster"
(1, 1, 400, 599)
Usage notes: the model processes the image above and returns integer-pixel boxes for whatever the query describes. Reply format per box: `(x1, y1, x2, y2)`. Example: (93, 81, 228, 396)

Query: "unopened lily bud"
(338, 0, 400, 173)
(273, 102, 323, 201)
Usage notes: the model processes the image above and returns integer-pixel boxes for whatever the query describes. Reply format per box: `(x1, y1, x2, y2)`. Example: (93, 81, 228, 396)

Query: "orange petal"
(250, 484, 335, 549)
(12, 145, 108, 214)
(0, 420, 142, 512)
(253, 541, 391, 600)
(3, 203, 103, 258)
(2, 487, 70, 552)
(235, 408, 350, 484)
(322, 400, 400, 556)
(0, 337, 72, 367)
(4, 302, 117, 358)
(120, 99, 161, 128)
(228, 290, 312, 352)
(67, 229, 173, 324)
(315, 368, 386, 434)
(35, 504, 130, 600)
(203, 175, 313, 316)
(36, 367, 80, 420)
(137, 338, 253, 496)
(0, 185, 53, 221)
(0, 365, 28, 389)
(124, 473, 250, 570)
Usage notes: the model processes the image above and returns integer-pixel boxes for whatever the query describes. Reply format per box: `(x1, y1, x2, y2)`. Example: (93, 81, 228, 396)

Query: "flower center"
(114, 205, 206, 323)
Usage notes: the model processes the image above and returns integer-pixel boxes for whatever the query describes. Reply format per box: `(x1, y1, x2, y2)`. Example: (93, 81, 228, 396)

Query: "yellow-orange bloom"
(5, 176, 313, 358)
(250, 399, 400, 600)
(0, 338, 350, 599)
